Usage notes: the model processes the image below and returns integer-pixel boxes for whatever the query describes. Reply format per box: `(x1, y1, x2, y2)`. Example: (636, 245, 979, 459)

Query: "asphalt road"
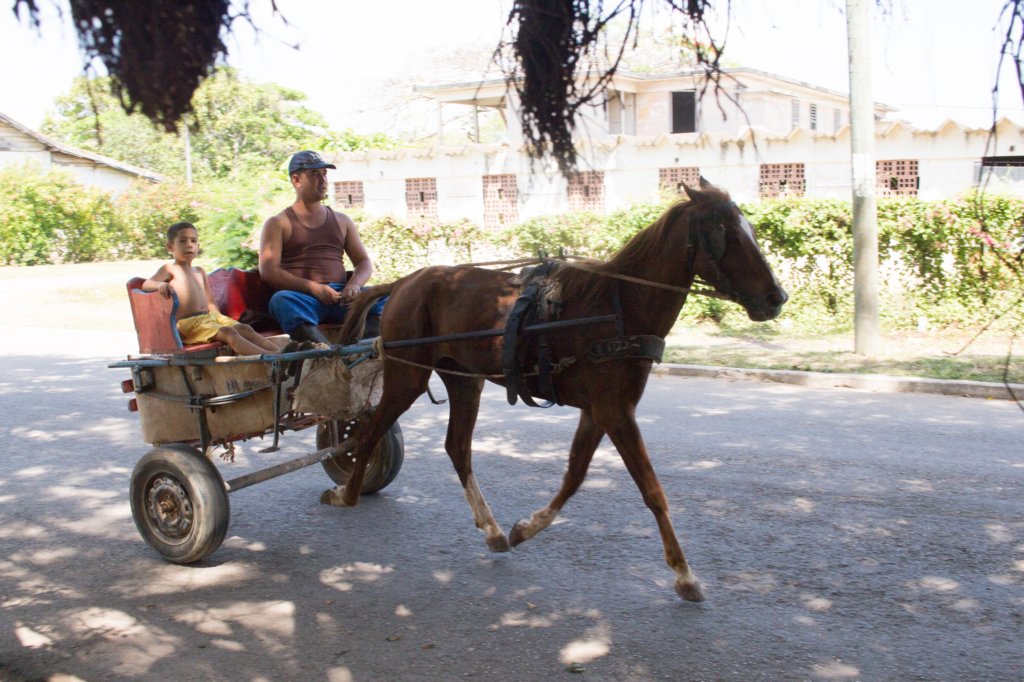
(0, 318, 1022, 682)
(1, 263, 1023, 681)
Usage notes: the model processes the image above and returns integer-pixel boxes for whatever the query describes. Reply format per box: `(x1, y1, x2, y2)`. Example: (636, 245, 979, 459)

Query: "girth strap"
(502, 261, 560, 407)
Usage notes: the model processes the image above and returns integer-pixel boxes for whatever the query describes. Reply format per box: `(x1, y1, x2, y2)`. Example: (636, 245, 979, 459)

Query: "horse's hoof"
(508, 520, 529, 547)
(487, 534, 511, 553)
(675, 579, 706, 602)
(319, 489, 348, 507)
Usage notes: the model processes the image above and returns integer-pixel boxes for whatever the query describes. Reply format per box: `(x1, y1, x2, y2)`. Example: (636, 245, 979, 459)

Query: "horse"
(326, 179, 787, 601)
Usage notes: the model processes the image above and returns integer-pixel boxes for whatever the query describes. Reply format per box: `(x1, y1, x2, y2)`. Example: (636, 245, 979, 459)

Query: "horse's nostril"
(767, 290, 788, 306)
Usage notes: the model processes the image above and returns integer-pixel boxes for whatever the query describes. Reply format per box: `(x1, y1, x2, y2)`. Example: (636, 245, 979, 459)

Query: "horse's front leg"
(598, 407, 705, 602)
(509, 409, 604, 546)
(440, 372, 510, 552)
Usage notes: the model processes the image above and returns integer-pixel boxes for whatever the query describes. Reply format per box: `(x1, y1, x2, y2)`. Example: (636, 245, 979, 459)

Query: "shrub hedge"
(1, 164, 1020, 332)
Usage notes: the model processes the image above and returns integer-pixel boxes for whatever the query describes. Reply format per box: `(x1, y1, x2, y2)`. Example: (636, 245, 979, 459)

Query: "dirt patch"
(0, 260, 165, 333)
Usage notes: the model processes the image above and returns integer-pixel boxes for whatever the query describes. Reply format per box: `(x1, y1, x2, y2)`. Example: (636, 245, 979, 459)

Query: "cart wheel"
(317, 417, 404, 493)
(130, 444, 229, 564)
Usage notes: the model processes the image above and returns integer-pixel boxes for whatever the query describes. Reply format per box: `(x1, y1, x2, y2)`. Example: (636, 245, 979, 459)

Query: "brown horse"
(327, 179, 787, 601)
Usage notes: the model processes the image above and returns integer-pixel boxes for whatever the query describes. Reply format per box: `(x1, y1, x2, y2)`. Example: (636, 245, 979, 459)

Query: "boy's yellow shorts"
(176, 311, 239, 344)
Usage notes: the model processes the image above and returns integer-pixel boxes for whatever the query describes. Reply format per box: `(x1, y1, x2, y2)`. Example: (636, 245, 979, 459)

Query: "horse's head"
(684, 179, 788, 322)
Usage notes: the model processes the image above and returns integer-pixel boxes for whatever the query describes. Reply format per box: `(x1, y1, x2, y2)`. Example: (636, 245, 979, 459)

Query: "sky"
(1, 0, 1021, 134)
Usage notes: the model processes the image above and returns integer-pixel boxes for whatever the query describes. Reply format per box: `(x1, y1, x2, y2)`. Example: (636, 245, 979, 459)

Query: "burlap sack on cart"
(291, 356, 384, 419)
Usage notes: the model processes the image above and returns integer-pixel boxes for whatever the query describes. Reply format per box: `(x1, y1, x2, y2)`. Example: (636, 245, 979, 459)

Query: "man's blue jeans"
(268, 283, 386, 334)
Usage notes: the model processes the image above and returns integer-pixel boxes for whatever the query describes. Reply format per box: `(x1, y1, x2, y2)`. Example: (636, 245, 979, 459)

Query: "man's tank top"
(280, 206, 347, 284)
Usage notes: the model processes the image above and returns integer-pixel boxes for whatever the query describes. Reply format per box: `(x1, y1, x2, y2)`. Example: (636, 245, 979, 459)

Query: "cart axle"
(224, 437, 357, 493)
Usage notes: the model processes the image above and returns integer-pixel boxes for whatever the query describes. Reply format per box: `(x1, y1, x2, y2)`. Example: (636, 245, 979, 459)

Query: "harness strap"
(502, 260, 561, 408)
(502, 280, 541, 406)
(588, 335, 666, 364)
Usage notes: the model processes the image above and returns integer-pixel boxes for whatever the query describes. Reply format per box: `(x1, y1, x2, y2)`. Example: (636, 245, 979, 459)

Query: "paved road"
(0, 321, 1022, 681)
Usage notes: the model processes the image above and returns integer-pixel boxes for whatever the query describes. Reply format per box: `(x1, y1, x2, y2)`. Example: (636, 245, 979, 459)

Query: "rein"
(460, 255, 736, 302)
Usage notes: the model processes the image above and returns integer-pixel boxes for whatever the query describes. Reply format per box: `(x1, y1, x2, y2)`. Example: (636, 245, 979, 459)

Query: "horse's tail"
(339, 282, 396, 343)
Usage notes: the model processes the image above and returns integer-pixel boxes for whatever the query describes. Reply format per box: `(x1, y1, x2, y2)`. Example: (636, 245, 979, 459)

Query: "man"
(259, 150, 383, 344)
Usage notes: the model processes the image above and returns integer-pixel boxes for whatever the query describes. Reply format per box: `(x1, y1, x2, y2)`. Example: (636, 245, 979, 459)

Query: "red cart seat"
(126, 268, 349, 355)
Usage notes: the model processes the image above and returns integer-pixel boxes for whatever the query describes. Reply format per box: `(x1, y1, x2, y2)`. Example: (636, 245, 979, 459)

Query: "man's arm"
(259, 213, 341, 305)
(141, 264, 173, 298)
(339, 214, 374, 302)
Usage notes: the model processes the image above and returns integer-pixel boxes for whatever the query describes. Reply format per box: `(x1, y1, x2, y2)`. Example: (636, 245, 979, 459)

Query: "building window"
(659, 166, 701, 196)
(405, 177, 438, 221)
(759, 163, 806, 198)
(833, 108, 842, 133)
(567, 171, 605, 212)
(671, 91, 696, 134)
(877, 160, 919, 197)
(978, 155, 1024, 183)
(333, 181, 364, 209)
(482, 174, 518, 230)
(791, 99, 800, 128)
(809, 103, 818, 131)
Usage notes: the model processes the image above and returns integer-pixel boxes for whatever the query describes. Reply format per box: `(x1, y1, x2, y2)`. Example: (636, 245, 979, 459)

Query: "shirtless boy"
(142, 222, 282, 356)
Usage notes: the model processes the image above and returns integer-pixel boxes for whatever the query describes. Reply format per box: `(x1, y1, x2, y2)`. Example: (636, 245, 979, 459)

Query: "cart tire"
(317, 419, 404, 493)
(130, 444, 229, 564)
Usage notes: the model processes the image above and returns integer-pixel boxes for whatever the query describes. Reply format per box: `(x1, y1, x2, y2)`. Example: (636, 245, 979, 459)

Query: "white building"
(0, 112, 160, 193)
(326, 68, 1024, 230)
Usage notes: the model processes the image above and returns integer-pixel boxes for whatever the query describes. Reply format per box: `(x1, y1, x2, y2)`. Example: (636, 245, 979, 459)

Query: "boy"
(143, 222, 283, 356)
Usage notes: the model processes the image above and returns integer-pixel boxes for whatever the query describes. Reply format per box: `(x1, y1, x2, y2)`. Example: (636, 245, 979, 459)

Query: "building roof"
(0, 111, 162, 182)
(415, 67, 897, 113)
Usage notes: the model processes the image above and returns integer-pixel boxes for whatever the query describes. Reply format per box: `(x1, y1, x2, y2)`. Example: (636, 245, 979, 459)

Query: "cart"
(109, 269, 404, 564)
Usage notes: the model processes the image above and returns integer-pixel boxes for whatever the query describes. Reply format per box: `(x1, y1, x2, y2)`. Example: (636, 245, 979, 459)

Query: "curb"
(652, 363, 1024, 401)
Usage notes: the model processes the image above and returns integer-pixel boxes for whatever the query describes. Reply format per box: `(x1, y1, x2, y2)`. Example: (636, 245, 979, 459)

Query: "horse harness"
(499, 212, 749, 408)
(501, 260, 665, 409)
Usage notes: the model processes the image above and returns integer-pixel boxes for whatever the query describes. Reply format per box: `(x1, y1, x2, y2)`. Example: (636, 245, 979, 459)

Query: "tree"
(43, 67, 399, 182)
(42, 77, 184, 178)
(14, 0, 719, 176)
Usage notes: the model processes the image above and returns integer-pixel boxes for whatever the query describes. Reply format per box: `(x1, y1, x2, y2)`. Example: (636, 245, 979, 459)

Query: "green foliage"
(189, 173, 292, 269)
(42, 78, 185, 179)
(358, 214, 486, 283)
(496, 201, 670, 260)
(0, 164, 127, 265)
(497, 194, 1024, 333)
(115, 180, 203, 258)
(42, 68, 401, 184)
(743, 194, 1024, 329)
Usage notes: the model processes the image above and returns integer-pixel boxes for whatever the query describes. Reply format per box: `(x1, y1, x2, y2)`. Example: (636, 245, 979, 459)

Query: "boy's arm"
(200, 267, 221, 314)
(141, 265, 173, 298)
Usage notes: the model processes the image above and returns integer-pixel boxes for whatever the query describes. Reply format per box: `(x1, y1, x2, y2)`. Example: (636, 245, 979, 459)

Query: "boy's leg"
(236, 323, 282, 352)
(213, 326, 271, 356)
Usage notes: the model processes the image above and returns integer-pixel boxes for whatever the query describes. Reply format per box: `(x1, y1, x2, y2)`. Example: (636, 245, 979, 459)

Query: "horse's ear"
(683, 183, 701, 202)
(698, 176, 714, 190)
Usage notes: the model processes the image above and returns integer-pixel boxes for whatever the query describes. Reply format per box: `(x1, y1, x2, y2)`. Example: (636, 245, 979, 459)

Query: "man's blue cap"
(288, 150, 336, 175)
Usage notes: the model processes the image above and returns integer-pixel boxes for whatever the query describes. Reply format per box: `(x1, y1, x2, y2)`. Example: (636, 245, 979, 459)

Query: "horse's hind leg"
(440, 371, 510, 552)
(599, 408, 705, 602)
(320, 363, 430, 508)
(509, 410, 604, 547)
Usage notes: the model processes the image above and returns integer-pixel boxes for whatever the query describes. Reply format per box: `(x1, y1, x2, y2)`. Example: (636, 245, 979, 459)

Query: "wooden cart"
(110, 269, 404, 564)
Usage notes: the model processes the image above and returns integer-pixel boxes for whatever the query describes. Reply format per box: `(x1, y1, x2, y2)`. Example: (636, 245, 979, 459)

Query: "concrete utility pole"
(183, 123, 193, 187)
(846, 0, 880, 355)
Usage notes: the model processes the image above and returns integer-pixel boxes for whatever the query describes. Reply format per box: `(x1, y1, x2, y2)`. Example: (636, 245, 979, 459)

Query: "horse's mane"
(558, 186, 734, 310)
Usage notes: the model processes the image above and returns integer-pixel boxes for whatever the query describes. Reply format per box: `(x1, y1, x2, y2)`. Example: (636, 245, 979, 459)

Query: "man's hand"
(312, 282, 343, 306)
(340, 283, 361, 302)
